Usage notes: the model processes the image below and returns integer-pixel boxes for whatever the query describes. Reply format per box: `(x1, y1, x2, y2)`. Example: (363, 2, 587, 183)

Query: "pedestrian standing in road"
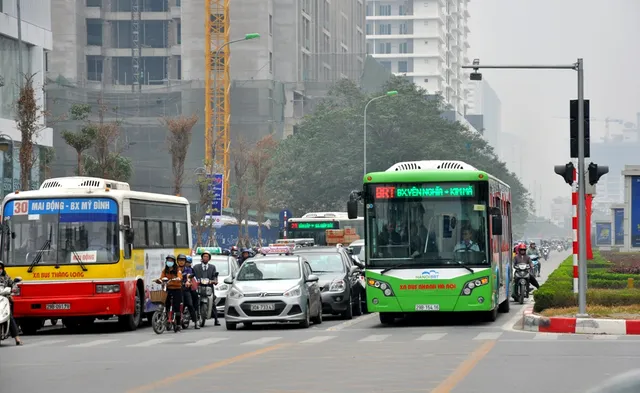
(193, 251, 220, 326)
(0, 261, 22, 346)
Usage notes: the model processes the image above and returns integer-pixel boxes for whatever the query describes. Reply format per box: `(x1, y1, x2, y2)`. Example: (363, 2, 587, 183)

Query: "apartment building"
(467, 79, 502, 150)
(365, 0, 471, 113)
(0, 0, 53, 193)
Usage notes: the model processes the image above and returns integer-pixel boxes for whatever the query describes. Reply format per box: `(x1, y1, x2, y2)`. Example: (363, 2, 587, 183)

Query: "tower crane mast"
(204, 0, 230, 208)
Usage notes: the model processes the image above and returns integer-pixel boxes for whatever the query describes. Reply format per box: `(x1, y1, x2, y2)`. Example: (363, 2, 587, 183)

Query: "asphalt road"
(3, 251, 638, 393)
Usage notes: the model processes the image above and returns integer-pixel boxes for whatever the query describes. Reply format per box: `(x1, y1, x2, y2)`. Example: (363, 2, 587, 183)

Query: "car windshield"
(364, 182, 489, 269)
(297, 253, 345, 273)
(1, 198, 119, 266)
(236, 260, 301, 281)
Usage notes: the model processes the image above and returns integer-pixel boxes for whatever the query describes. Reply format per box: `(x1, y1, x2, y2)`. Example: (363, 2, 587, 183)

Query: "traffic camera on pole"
(554, 162, 575, 185)
(588, 163, 609, 185)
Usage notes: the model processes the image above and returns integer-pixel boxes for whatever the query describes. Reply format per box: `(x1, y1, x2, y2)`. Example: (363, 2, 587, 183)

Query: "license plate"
(415, 304, 439, 311)
(46, 303, 71, 310)
(250, 303, 275, 311)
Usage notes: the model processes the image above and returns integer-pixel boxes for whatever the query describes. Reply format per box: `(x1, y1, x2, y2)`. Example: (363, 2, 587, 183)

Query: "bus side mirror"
(491, 216, 503, 236)
(347, 200, 358, 219)
(125, 228, 134, 244)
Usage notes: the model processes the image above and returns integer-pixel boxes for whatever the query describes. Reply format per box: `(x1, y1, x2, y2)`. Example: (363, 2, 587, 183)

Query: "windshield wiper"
(27, 226, 53, 273)
(456, 261, 474, 274)
(380, 263, 418, 275)
(311, 270, 339, 273)
(63, 235, 88, 272)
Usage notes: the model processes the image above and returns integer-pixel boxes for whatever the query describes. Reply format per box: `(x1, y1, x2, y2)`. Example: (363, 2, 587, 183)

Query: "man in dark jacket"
(193, 251, 220, 326)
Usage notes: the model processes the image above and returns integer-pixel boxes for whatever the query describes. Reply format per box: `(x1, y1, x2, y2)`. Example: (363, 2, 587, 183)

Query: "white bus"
(286, 212, 364, 246)
(1, 176, 192, 334)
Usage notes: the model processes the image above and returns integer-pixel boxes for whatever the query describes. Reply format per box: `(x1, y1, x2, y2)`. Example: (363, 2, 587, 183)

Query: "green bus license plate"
(415, 304, 439, 311)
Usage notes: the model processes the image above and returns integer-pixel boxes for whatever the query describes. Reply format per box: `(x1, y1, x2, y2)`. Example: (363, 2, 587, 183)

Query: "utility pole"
(463, 58, 589, 316)
(17, 0, 23, 87)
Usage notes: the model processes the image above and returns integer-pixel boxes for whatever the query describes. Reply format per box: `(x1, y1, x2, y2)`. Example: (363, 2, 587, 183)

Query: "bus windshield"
(364, 182, 489, 269)
(1, 198, 119, 266)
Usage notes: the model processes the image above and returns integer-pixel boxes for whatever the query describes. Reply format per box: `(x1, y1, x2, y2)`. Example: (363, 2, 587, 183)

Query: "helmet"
(186, 256, 193, 263)
(231, 246, 239, 251)
(166, 254, 176, 261)
(530, 241, 536, 245)
(518, 243, 527, 250)
(177, 254, 187, 260)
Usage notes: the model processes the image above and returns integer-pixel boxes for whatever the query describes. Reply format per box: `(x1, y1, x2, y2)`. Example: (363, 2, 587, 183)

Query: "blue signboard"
(614, 208, 624, 245)
(632, 176, 640, 247)
(279, 209, 292, 230)
(3, 198, 117, 222)
(208, 173, 223, 216)
(595, 222, 612, 246)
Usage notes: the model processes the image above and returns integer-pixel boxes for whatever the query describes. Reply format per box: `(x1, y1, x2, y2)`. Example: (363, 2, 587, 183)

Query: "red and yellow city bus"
(1, 176, 192, 333)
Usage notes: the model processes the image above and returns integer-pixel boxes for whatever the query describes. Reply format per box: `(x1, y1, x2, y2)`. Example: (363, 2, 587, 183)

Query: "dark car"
(294, 246, 364, 319)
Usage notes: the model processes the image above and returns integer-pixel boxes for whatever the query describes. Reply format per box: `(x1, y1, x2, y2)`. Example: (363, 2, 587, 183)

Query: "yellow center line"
(126, 343, 289, 393)
(431, 340, 496, 393)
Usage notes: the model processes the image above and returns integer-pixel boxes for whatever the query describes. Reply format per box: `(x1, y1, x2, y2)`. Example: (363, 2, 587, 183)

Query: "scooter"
(197, 273, 218, 327)
(541, 247, 550, 261)
(0, 277, 21, 345)
(512, 263, 531, 305)
(531, 255, 541, 277)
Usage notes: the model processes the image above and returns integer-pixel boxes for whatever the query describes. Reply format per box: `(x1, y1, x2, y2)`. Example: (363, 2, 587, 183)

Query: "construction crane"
(204, 0, 230, 207)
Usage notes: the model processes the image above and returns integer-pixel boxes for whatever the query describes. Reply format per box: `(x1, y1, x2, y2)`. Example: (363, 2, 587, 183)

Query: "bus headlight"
(96, 284, 120, 294)
(367, 279, 395, 297)
(460, 276, 489, 296)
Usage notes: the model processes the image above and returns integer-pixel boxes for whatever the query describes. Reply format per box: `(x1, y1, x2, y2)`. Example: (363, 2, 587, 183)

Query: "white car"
(191, 254, 239, 314)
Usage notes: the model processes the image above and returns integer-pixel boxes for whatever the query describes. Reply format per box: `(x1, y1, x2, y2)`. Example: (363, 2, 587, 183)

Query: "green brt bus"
(347, 160, 513, 324)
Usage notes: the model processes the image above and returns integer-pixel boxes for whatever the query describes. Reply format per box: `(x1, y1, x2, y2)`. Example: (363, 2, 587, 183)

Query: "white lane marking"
(416, 333, 447, 341)
(241, 337, 282, 345)
(325, 312, 378, 331)
(358, 334, 390, 342)
(186, 337, 229, 347)
(29, 339, 67, 347)
(592, 335, 619, 340)
(69, 339, 118, 348)
(299, 336, 337, 344)
(473, 332, 502, 340)
(534, 333, 559, 340)
(127, 338, 173, 347)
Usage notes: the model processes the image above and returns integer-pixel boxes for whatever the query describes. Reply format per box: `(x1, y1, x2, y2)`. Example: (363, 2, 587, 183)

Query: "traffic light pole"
(463, 58, 588, 316)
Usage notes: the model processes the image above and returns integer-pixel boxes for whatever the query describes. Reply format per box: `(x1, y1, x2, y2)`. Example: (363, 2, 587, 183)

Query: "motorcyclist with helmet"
(177, 254, 199, 329)
(237, 248, 252, 267)
(512, 243, 540, 299)
(230, 246, 239, 258)
(527, 241, 540, 257)
(155, 255, 183, 330)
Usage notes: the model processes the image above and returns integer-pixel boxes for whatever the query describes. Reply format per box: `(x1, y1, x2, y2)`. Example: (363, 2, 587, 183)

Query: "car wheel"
(299, 304, 311, 328)
(353, 293, 363, 316)
(225, 322, 237, 330)
(311, 303, 323, 324)
(341, 296, 353, 320)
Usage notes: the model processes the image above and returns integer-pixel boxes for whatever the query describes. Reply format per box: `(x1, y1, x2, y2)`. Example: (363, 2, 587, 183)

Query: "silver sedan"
(223, 256, 323, 330)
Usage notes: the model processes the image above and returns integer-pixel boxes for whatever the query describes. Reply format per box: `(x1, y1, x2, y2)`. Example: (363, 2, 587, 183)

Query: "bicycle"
(150, 277, 184, 334)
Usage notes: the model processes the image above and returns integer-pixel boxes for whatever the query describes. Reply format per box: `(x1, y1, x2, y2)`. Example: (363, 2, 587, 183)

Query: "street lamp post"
(363, 90, 398, 177)
(210, 33, 260, 173)
(462, 58, 588, 316)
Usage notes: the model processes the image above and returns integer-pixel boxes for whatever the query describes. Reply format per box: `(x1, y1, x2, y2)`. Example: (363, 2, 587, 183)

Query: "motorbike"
(512, 262, 531, 304)
(151, 277, 186, 334)
(0, 277, 21, 345)
(531, 255, 541, 277)
(541, 247, 550, 261)
(197, 274, 217, 328)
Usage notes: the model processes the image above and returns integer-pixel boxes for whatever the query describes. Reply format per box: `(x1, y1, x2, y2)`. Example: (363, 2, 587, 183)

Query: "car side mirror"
(124, 228, 134, 243)
(223, 277, 234, 285)
(347, 200, 358, 219)
(13, 277, 22, 284)
(306, 274, 319, 282)
(349, 265, 359, 275)
(491, 216, 503, 236)
(162, 277, 169, 282)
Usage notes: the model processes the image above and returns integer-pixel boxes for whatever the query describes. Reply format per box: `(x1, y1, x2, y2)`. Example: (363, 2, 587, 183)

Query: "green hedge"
(532, 251, 640, 312)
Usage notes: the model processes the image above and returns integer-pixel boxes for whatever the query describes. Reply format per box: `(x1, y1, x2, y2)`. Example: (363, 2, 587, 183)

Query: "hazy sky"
(468, 0, 640, 216)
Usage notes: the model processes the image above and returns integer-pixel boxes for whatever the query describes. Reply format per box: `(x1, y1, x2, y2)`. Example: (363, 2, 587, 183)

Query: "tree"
(162, 114, 197, 195)
(80, 100, 133, 182)
(61, 104, 97, 175)
(231, 137, 253, 247)
(267, 76, 532, 226)
(40, 147, 55, 180)
(249, 134, 278, 246)
(192, 166, 216, 247)
(14, 73, 44, 190)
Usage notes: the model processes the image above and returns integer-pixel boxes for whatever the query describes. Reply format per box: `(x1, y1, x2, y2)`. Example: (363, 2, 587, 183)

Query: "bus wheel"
(119, 287, 143, 331)
(19, 319, 42, 335)
(498, 298, 510, 313)
(379, 313, 395, 325)
(484, 306, 498, 322)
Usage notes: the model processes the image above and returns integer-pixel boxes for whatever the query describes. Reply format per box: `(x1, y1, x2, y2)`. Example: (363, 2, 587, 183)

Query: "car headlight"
(367, 278, 395, 297)
(228, 288, 244, 299)
(460, 276, 489, 296)
(329, 279, 346, 292)
(283, 285, 302, 297)
(216, 284, 229, 291)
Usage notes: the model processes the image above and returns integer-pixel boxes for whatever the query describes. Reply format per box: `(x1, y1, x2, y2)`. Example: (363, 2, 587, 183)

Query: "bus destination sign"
(375, 184, 475, 199)
(289, 221, 339, 230)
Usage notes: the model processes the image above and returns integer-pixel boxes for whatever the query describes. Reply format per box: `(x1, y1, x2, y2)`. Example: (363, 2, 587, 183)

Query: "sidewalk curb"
(522, 306, 640, 335)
